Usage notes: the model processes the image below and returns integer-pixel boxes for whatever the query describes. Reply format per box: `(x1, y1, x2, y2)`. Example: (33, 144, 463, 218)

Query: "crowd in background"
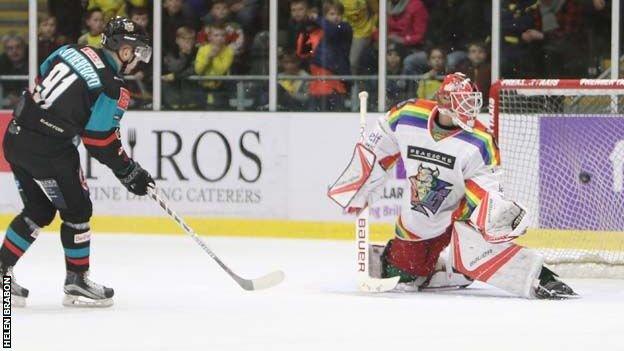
(0, 0, 622, 111)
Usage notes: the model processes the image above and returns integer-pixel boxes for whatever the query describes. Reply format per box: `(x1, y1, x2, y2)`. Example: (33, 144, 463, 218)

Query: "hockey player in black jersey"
(0, 17, 155, 307)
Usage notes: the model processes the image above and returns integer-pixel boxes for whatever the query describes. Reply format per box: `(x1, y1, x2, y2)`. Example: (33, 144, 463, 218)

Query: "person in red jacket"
(387, 0, 429, 75)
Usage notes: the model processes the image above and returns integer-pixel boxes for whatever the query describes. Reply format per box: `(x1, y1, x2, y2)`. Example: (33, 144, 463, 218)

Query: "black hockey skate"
(535, 266, 578, 300)
(0, 263, 29, 307)
(63, 271, 114, 307)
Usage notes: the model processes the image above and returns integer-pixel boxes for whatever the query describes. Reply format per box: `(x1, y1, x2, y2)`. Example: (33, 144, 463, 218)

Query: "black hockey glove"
(116, 161, 155, 196)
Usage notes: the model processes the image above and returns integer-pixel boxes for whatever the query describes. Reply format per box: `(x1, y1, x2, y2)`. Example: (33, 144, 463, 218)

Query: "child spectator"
(163, 26, 202, 109)
(424, 0, 488, 72)
(388, 0, 429, 75)
(78, 8, 105, 48)
(290, 0, 322, 70)
(457, 42, 491, 102)
(0, 33, 28, 109)
(38, 14, 67, 65)
(130, 6, 151, 32)
(198, 1, 245, 56)
(416, 46, 446, 100)
(386, 42, 407, 107)
(125, 7, 153, 109)
(195, 24, 235, 109)
(278, 51, 310, 110)
(340, 0, 378, 74)
(163, 0, 199, 56)
(286, 0, 313, 52)
(308, 0, 352, 112)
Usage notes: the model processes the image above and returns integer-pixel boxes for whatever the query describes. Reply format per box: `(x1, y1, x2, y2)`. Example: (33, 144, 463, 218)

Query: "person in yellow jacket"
(195, 24, 234, 108)
(87, 0, 148, 22)
(416, 47, 447, 100)
(340, 0, 377, 73)
(77, 8, 105, 48)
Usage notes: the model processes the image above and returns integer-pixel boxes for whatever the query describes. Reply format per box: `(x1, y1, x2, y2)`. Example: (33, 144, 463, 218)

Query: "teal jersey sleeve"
(85, 93, 125, 132)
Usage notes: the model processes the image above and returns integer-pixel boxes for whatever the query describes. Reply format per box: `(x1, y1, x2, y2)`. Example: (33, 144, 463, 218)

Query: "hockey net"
(489, 79, 624, 278)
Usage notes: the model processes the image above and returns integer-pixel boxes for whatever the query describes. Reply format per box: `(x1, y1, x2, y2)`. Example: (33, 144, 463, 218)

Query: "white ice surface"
(11, 233, 624, 351)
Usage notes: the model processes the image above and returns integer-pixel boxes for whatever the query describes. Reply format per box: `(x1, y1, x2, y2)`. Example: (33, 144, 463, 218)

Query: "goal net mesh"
(492, 81, 624, 278)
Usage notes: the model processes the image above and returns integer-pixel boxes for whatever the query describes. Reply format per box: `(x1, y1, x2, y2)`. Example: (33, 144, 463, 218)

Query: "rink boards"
(1, 111, 623, 251)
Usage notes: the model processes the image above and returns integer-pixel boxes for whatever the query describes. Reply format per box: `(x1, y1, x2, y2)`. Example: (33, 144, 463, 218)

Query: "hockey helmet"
(436, 72, 482, 132)
(102, 16, 152, 63)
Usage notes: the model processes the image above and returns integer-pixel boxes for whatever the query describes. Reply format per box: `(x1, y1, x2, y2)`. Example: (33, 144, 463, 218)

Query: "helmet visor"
(134, 45, 152, 63)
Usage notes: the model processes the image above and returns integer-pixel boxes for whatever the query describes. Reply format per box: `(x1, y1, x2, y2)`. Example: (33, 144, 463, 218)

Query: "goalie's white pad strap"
(450, 222, 542, 298)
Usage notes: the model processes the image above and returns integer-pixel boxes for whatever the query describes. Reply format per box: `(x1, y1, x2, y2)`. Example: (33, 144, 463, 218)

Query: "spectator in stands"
(289, 0, 322, 70)
(48, 0, 84, 42)
(87, 0, 147, 22)
(130, 6, 151, 32)
(278, 51, 310, 110)
(199, 1, 245, 56)
(387, 0, 429, 75)
(538, 0, 585, 78)
(163, 26, 202, 109)
(500, 0, 543, 78)
(386, 42, 407, 107)
(286, 0, 312, 52)
(308, 0, 352, 111)
(340, 0, 378, 74)
(416, 46, 446, 100)
(78, 8, 106, 48)
(227, 0, 260, 32)
(423, 0, 488, 72)
(163, 0, 199, 56)
(195, 24, 235, 109)
(0, 33, 28, 109)
(457, 41, 491, 103)
(126, 7, 153, 109)
(38, 13, 67, 65)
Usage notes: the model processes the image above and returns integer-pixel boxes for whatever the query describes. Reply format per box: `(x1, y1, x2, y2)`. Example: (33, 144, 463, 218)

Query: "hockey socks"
(61, 222, 91, 272)
(0, 215, 40, 266)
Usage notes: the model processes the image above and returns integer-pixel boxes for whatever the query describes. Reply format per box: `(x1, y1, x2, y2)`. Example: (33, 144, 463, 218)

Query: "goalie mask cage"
(489, 79, 624, 278)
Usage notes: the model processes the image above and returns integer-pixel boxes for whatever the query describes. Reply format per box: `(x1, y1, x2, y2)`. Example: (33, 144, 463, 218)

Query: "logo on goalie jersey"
(408, 165, 452, 216)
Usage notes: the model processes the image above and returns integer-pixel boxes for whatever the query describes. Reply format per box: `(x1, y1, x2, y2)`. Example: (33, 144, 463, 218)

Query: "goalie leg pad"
(450, 222, 543, 298)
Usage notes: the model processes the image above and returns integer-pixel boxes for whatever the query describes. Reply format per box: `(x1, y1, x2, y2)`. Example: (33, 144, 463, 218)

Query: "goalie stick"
(356, 91, 400, 293)
(147, 187, 285, 291)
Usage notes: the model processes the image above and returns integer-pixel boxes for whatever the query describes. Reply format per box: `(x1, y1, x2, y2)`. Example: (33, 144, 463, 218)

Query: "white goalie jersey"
(330, 98, 529, 243)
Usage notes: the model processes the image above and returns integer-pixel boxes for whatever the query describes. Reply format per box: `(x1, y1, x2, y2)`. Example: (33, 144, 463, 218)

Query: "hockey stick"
(147, 187, 285, 291)
(356, 92, 400, 293)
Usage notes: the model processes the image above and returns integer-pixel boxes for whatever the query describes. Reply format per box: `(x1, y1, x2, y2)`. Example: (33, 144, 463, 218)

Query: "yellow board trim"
(0, 214, 622, 251)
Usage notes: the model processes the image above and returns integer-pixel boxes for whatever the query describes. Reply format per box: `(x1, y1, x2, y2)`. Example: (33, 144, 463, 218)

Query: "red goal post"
(488, 79, 624, 278)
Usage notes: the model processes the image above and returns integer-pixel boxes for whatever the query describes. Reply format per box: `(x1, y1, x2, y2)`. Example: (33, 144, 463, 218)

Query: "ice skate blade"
(11, 295, 26, 308)
(63, 294, 114, 308)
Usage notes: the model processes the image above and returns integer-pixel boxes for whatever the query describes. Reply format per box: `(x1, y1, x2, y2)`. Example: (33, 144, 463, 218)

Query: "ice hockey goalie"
(329, 73, 577, 299)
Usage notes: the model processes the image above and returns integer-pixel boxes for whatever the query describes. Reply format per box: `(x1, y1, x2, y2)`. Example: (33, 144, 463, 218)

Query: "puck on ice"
(579, 171, 591, 184)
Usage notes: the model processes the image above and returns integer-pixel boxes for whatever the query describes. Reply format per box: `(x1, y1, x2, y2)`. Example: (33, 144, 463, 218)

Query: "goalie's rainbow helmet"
(436, 72, 482, 132)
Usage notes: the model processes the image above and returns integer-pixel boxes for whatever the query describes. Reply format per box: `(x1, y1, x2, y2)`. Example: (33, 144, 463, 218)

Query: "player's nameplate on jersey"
(539, 116, 624, 230)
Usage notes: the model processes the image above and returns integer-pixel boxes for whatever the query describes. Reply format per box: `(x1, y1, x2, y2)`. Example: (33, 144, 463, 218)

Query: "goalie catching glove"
(469, 191, 531, 243)
(116, 161, 155, 196)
